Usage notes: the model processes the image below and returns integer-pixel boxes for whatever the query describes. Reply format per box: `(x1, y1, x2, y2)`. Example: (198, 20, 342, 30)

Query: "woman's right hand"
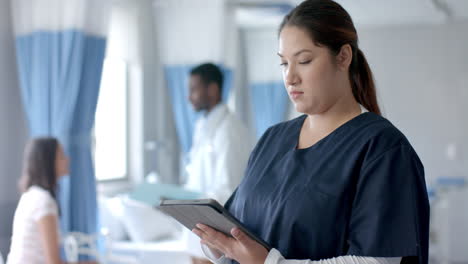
(193, 224, 269, 264)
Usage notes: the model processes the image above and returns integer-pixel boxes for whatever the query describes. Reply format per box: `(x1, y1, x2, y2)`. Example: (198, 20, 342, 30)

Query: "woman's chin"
(294, 103, 308, 114)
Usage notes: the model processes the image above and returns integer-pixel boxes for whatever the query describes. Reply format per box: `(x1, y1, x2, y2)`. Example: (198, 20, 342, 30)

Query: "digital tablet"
(157, 198, 271, 250)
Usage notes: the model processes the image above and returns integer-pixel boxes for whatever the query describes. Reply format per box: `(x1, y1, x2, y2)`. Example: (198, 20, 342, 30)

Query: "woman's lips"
(289, 91, 304, 100)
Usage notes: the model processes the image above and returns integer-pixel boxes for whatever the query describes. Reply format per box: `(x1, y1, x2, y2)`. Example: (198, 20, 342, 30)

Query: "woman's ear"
(336, 44, 353, 71)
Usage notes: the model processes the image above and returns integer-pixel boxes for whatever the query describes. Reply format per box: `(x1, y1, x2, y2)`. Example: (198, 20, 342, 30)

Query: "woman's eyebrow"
(277, 49, 313, 57)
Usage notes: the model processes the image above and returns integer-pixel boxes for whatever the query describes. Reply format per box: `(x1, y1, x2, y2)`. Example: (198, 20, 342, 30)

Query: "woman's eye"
(299, 60, 311, 64)
(280, 62, 288, 67)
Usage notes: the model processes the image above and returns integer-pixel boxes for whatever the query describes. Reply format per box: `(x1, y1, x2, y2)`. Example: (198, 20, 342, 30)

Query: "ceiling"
(234, 0, 468, 28)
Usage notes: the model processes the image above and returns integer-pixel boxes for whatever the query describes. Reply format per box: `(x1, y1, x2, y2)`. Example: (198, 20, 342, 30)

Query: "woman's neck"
(297, 97, 361, 149)
(306, 99, 361, 131)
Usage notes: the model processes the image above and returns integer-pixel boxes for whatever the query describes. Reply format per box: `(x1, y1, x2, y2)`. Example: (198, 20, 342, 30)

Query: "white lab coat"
(185, 103, 252, 204)
(183, 103, 253, 258)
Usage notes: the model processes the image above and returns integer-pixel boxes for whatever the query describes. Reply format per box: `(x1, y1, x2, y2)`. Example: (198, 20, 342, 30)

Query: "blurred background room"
(1, 0, 468, 263)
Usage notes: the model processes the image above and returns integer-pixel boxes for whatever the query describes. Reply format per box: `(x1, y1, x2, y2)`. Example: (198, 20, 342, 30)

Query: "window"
(94, 58, 128, 181)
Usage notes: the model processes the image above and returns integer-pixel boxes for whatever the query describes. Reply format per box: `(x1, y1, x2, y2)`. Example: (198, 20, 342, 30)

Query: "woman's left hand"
(192, 223, 269, 264)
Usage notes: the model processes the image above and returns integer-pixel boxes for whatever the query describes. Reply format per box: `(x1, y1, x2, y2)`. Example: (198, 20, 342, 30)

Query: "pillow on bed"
(121, 197, 180, 242)
(98, 195, 128, 241)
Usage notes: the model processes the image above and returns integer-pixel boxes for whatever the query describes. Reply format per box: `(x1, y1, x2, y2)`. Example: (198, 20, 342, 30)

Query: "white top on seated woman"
(7, 137, 69, 264)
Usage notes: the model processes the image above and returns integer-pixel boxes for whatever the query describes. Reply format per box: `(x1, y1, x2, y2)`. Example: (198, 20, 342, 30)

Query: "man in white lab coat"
(185, 63, 252, 204)
(184, 63, 252, 263)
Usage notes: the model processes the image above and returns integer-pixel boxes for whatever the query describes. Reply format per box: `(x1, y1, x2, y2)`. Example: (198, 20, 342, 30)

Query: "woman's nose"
(284, 65, 299, 86)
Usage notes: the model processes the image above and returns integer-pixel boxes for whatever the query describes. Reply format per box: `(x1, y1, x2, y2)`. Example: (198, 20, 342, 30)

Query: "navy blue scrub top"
(225, 112, 429, 264)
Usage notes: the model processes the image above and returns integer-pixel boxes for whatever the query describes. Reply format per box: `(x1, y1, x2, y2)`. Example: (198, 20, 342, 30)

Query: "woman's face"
(278, 26, 347, 115)
(55, 144, 69, 178)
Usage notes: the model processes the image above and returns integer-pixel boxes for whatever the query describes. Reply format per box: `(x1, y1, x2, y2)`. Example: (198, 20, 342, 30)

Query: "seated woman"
(7, 137, 68, 264)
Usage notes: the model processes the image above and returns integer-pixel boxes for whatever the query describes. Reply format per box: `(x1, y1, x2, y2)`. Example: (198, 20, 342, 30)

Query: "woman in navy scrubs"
(192, 1, 429, 264)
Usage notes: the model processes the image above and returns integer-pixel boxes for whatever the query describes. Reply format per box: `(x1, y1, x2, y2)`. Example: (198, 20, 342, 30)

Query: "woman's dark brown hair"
(19, 137, 59, 199)
(279, 0, 381, 115)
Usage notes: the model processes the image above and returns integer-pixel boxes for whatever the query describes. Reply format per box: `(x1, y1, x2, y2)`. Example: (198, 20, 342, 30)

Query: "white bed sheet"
(109, 236, 192, 264)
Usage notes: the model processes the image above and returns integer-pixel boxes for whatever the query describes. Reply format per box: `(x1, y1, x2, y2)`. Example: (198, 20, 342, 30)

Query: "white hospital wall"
(357, 20, 468, 184)
(153, 0, 227, 65)
(0, 0, 28, 255)
(139, 0, 181, 184)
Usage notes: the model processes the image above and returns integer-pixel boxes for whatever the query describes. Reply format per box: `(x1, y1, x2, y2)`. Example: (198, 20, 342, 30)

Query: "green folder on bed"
(128, 182, 202, 206)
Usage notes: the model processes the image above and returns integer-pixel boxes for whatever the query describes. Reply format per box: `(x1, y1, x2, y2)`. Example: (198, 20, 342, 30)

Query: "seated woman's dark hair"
(19, 137, 60, 200)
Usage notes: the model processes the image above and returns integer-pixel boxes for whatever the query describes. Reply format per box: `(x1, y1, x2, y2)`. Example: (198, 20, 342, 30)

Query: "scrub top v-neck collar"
(292, 110, 370, 153)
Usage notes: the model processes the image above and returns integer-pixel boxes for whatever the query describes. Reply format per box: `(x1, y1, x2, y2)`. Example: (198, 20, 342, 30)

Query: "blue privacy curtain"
(250, 81, 289, 139)
(12, 0, 110, 256)
(165, 64, 233, 154)
(242, 28, 290, 139)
